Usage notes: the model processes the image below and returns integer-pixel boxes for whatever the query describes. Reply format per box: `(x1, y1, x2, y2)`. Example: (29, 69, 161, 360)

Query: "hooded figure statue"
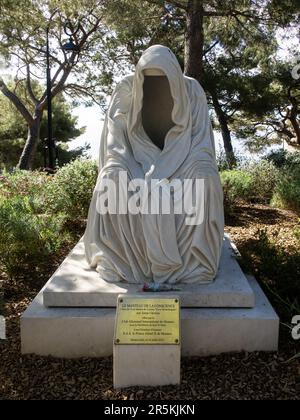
(84, 45, 224, 285)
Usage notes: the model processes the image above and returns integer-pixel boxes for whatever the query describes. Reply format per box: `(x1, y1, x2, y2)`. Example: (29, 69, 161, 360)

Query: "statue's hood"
(127, 45, 192, 178)
(137, 44, 183, 79)
(128, 45, 190, 133)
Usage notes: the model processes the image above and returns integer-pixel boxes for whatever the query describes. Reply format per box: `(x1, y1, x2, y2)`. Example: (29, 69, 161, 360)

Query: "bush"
(0, 170, 48, 199)
(263, 150, 300, 213)
(220, 160, 280, 216)
(294, 221, 300, 244)
(237, 228, 300, 320)
(245, 160, 279, 203)
(0, 296, 4, 317)
(0, 159, 98, 280)
(250, 229, 300, 318)
(265, 150, 300, 169)
(221, 170, 253, 216)
(221, 170, 253, 200)
(216, 149, 244, 171)
(45, 159, 98, 221)
(271, 164, 300, 213)
(0, 195, 66, 279)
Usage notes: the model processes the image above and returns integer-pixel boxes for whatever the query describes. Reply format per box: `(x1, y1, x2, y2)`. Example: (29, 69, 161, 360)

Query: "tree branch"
(26, 64, 39, 106)
(51, 61, 75, 99)
(78, 17, 103, 48)
(0, 77, 34, 126)
(3, 35, 63, 67)
(203, 40, 219, 56)
(38, 14, 104, 110)
(63, 83, 104, 106)
(144, 0, 187, 11)
(203, 8, 274, 23)
(167, 0, 188, 10)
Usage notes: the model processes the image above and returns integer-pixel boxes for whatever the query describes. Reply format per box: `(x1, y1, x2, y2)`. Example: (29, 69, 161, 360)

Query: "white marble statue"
(84, 45, 224, 284)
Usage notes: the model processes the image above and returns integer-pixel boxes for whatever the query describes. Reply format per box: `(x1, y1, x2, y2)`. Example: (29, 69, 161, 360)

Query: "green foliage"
(266, 150, 300, 169)
(220, 155, 300, 216)
(0, 195, 66, 279)
(271, 164, 300, 213)
(232, 62, 300, 152)
(221, 169, 253, 208)
(293, 220, 300, 245)
(45, 159, 98, 221)
(0, 296, 4, 317)
(221, 160, 279, 216)
(261, 150, 300, 213)
(245, 160, 280, 203)
(216, 149, 244, 171)
(0, 88, 27, 168)
(0, 170, 48, 198)
(0, 159, 97, 280)
(0, 1, 112, 168)
(0, 89, 86, 170)
(241, 228, 300, 319)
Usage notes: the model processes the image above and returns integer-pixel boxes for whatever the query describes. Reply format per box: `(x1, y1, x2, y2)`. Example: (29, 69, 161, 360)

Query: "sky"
(70, 105, 104, 160)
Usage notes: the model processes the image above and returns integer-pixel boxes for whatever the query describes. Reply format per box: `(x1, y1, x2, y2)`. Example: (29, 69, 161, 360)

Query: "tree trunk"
(289, 104, 300, 145)
(211, 90, 237, 168)
(287, 86, 300, 145)
(289, 116, 300, 145)
(184, 0, 204, 83)
(17, 111, 42, 170)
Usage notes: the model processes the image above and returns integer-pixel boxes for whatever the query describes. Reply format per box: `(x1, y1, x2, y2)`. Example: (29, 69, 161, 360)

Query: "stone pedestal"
(113, 344, 181, 388)
(0, 316, 5, 340)
(21, 237, 279, 359)
(43, 237, 255, 309)
(113, 295, 181, 388)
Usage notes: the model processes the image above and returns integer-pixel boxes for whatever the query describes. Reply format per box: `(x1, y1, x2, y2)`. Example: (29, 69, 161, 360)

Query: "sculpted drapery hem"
(84, 45, 224, 284)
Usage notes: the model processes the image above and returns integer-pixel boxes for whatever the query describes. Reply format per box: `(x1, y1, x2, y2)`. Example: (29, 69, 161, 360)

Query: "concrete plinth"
(21, 277, 279, 358)
(43, 236, 255, 309)
(114, 345, 181, 388)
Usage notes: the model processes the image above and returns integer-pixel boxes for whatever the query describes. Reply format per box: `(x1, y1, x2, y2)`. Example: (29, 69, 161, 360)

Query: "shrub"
(0, 297, 4, 316)
(217, 150, 233, 171)
(253, 229, 300, 318)
(238, 228, 300, 319)
(220, 160, 280, 216)
(265, 149, 289, 168)
(221, 170, 253, 200)
(216, 149, 244, 171)
(45, 159, 98, 221)
(0, 170, 48, 199)
(265, 150, 300, 169)
(0, 159, 98, 280)
(221, 170, 253, 216)
(245, 160, 279, 203)
(271, 164, 300, 213)
(294, 221, 300, 244)
(263, 150, 300, 213)
(0, 195, 66, 279)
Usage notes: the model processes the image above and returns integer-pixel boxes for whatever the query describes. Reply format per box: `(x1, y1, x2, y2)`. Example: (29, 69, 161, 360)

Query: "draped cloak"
(84, 45, 224, 284)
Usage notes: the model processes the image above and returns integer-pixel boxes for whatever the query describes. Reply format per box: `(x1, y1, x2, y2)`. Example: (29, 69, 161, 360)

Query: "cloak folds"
(84, 45, 224, 284)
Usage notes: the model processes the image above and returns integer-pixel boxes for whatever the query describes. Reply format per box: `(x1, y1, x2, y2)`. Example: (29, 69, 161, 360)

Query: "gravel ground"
(0, 203, 299, 400)
(0, 308, 299, 400)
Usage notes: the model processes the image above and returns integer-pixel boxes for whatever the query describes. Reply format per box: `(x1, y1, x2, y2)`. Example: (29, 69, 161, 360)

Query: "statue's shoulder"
(109, 75, 134, 117)
(184, 76, 206, 99)
(115, 74, 134, 93)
